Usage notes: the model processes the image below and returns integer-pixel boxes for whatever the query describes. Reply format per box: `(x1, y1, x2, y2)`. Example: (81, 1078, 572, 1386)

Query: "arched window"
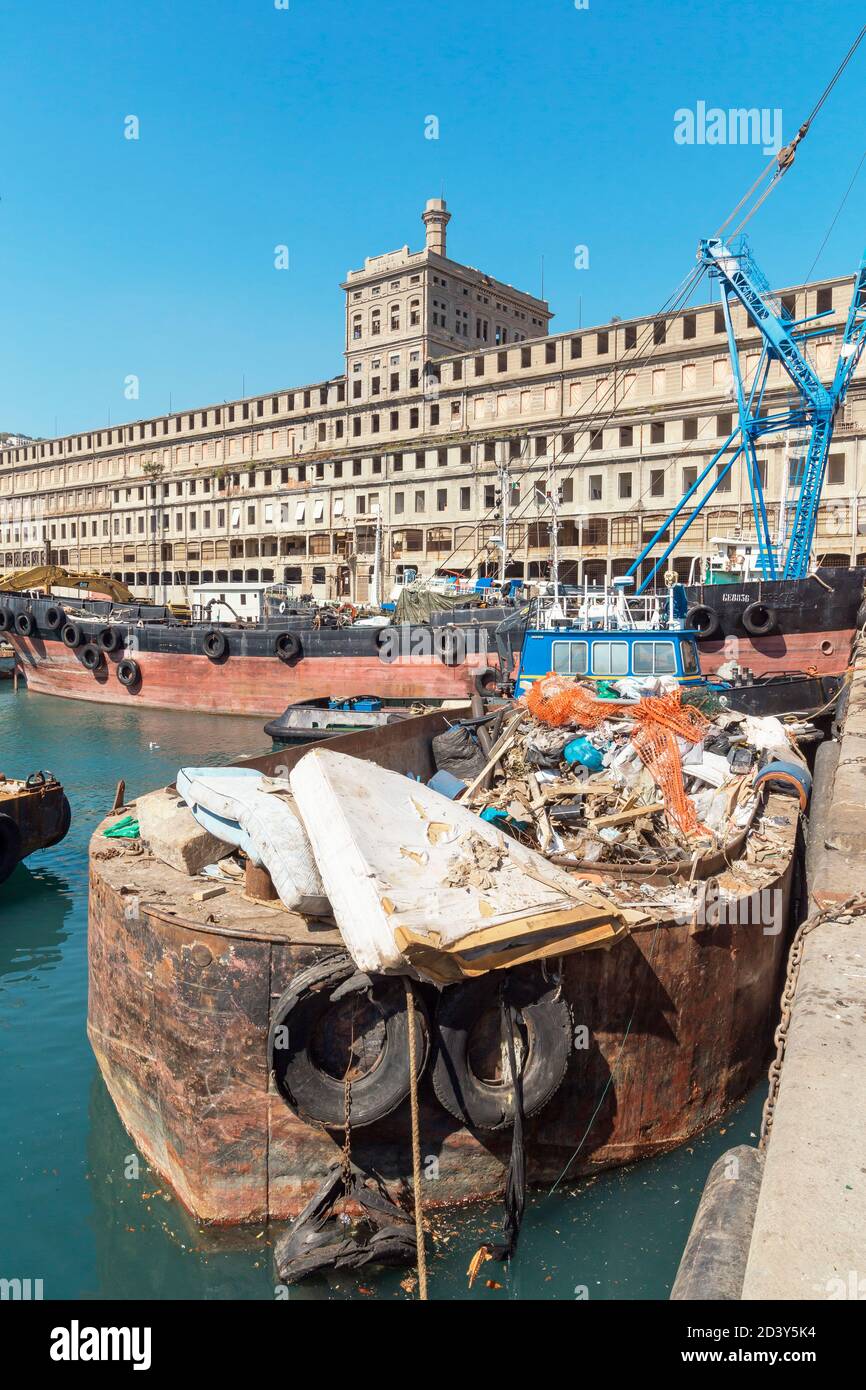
(409, 298, 421, 327)
(352, 314, 362, 340)
(371, 309, 381, 336)
(390, 303, 400, 331)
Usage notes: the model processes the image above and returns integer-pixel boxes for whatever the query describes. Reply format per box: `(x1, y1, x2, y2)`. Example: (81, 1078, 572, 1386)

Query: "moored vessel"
(88, 708, 801, 1224)
(0, 770, 71, 884)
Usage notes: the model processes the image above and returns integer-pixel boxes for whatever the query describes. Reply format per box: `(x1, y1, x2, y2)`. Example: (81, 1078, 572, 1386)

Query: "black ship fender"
(269, 953, 429, 1129)
(432, 965, 573, 1130)
(741, 601, 777, 637)
(684, 604, 721, 640)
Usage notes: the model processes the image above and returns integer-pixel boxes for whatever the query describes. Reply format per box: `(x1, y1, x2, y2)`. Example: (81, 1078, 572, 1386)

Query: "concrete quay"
(674, 648, 866, 1301)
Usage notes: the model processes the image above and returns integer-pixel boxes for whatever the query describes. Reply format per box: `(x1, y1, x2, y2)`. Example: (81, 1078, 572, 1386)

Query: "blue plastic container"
(563, 737, 605, 772)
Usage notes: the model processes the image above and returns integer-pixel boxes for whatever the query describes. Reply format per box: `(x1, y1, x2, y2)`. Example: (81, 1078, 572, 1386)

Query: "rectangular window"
(545, 342, 556, 364)
(592, 641, 629, 676)
(570, 336, 582, 359)
(828, 453, 845, 485)
(717, 412, 733, 436)
(597, 331, 609, 354)
(682, 466, 697, 492)
(683, 417, 698, 440)
(590, 429, 603, 450)
(624, 324, 637, 350)
(552, 640, 588, 676)
(716, 464, 732, 492)
(633, 640, 676, 675)
(618, 473, 633, 499)
(588, 474, 602, 501)
(460, 487, 471, 510)
(653, 319, 666, 345)
(683, 313, 697, 340)
(651, 422, 665, 444)
(650, 468, 665, 497)
(619, 425, 633, 447)
(817, 287, 833, 314)
(714, 307, 725, 333)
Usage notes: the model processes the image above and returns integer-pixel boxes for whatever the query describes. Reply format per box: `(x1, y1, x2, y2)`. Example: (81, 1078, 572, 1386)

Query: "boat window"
(552, 640, 588, 676)
(591, 641, 628, 676)
(680, 639, 699, 674)
(633, 640, 677, 675)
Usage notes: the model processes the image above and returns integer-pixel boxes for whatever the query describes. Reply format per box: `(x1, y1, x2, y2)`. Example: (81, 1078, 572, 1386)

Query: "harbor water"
(0, 681, 763, 1301)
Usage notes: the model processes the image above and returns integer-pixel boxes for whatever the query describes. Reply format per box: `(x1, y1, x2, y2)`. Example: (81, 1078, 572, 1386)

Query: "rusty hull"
(87, 712, 798, 1223)
(0, 774, 70, 878)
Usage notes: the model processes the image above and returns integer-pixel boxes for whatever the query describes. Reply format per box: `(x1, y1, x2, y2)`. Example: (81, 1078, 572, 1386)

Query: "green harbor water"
(0, 680, 764, 1301)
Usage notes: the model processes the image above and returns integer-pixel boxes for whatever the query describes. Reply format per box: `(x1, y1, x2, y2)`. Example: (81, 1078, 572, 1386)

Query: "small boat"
(265, 696, 426, 744)
(0, 641, 16, 680)
(0, 771, 71, 884)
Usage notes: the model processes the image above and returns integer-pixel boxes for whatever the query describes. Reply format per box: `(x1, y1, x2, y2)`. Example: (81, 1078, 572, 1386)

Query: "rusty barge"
(0, 771, 71, 884)
(87, 709, 800, 1225)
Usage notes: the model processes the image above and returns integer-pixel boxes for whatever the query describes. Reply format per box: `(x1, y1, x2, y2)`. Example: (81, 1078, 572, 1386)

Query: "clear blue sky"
(2, 0, 865, 438)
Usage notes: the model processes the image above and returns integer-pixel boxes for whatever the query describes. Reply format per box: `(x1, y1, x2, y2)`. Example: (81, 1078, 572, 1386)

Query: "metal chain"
(341, 1012, 355, 1201)
(759, 893, 866, 1147)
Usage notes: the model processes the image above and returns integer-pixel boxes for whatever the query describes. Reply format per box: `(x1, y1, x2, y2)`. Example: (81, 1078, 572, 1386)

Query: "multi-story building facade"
(1, 199, 864, 603)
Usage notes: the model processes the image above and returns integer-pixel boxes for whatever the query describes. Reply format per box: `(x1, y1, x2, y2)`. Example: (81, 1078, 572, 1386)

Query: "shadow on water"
(0, 865, 73, 983)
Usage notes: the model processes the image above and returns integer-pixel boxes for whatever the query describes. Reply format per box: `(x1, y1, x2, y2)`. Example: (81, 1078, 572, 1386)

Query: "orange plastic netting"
(522, 673, 710, 836)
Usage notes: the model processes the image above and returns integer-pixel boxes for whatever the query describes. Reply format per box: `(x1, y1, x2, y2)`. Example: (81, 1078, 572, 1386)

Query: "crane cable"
(720, 21, 866, 239)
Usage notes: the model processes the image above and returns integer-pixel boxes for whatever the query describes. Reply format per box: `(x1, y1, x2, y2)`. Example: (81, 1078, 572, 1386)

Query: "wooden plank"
(590, 800, 665, 829)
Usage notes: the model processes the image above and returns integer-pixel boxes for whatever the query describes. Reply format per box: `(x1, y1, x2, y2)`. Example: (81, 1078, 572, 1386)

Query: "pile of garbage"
(437, 673, 813, 872)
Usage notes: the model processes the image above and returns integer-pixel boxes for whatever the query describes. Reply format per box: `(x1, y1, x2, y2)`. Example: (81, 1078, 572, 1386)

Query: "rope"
(404, 978, 428, 1300)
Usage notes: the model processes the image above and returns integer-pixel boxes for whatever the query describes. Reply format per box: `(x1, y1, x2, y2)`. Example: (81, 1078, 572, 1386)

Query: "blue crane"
(628, 236, 866, 590)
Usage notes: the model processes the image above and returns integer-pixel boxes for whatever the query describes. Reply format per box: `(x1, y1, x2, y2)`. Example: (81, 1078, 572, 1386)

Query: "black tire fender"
(685, 604, 722, 640)
(275, 631, 301, 663)
(43, 605, 64, 631)
(80, 642, 104, 672)
(14, 611, 36, 637)
(741, 601, 777, 638)
(432, 966, 573, 1131)
(0, 812, 22, 885)
(97, 626, 122, 653)
(203, 629, 228, 661)
(44, 794, 72, 849)
(437, 625, 464, 667)
(269, 953, 429, 1129)
(61, 621, 83, 648)
(473, 667, 499, 696)
(116, 658, 141, 689)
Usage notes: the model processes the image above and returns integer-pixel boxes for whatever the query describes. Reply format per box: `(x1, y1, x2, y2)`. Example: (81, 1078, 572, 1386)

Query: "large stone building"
(1, 199, 864, 602)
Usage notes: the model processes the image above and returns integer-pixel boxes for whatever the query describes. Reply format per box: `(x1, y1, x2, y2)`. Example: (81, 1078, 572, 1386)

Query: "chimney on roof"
(422, 197, 450, 256)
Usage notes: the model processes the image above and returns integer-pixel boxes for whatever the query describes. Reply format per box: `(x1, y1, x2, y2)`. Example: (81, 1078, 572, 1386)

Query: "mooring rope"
(404, 978, 428, 1300)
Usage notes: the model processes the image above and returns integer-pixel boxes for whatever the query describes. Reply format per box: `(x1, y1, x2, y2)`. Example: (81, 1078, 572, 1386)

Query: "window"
(650, 468, 665, 497)
(683, 417, 698, 440)
(651, 422, 665, 444)
(474, 356, 485, 377)
(460, 487, 471, 510)
(451, 360, 462, 382)
(714, 307, 725, 333)
(619, 426, 633, 447)
(717, 412, 733, 436)
(715, 464, 732, 493)
(624, 324, 637, 350)
(588, 475, 602, 501)
(562, 432, 574, 453)
(570, 336, 582, 359)
(682, 466, 697, 492)
(394, 492, 404, 515)
(437, 489, 447, 512)
(498, 351, 508, 372)
(817, 287, 833, 314)
(484, 442, 495, 462)
(653, 319, 666, 345)
(552, 640, 588, 676)
(780, 293, 796, 320)
(414, 491, 425, 513)
(828, 453, 845, 485)
(597, 331, 609, 354)
(535, 436, 547, 458)
(680, 640, 699, 675)
(633, 641, 676, 676)
(590, 429, 603, 451)
(683, 313, 697, 340)
(618, 473, 633, 499)
(545, 342, 556, 364)
(592, 641, 629, 676)
(521, 346, 532, 367)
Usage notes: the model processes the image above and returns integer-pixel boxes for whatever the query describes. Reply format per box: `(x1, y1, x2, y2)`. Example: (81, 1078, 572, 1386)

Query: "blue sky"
(2, 0, 865, 438)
